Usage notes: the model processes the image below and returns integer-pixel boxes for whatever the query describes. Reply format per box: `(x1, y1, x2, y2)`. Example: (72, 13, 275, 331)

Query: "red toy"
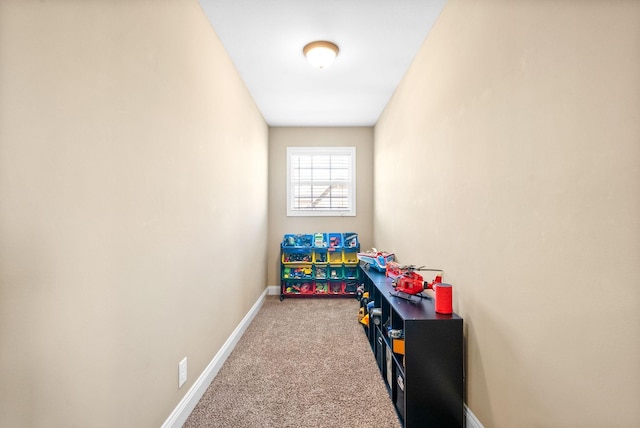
(389, 265, 443, 301)
(385, 261, 404, 279)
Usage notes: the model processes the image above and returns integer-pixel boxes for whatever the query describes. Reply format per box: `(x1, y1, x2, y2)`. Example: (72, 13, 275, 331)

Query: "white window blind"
(287, 147, 356, 217)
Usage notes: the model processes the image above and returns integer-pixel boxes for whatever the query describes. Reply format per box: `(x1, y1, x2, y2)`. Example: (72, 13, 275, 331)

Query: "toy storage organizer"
(280, 233, 360, 299)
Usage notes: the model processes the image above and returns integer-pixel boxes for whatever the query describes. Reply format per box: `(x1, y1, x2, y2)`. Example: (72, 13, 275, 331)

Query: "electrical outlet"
(178, 357, 187, 388)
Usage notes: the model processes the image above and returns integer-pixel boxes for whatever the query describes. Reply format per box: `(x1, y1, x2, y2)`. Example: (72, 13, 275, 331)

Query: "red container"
(434, 283, 453, 314)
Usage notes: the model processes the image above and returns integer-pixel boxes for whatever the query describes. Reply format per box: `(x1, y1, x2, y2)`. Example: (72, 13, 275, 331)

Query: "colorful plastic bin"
(313, 248, 328, 264)
(282, 264, 313, 280)
(343, 232, 359, 248)
(314, 281, 328, 294)
(281, 247, 312, 264)
(328, 233, 343, 249)
(283, 280, 314, 295)
(329, 280, 344, 294)
(282, 234, 313, 248)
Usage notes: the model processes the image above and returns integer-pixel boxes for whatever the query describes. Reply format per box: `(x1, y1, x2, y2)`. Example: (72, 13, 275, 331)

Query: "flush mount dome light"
(303, 41, 339, 69)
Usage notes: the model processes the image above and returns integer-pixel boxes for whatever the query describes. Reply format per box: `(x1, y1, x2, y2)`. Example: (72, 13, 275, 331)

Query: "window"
(287, 147, 356, 217)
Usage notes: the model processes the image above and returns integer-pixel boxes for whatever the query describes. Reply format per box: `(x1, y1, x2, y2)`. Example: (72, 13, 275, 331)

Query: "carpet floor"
(184, 295, 402, 428)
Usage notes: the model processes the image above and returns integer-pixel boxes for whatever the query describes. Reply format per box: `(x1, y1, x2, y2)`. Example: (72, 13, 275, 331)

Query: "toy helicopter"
(388, 264, 443, 302)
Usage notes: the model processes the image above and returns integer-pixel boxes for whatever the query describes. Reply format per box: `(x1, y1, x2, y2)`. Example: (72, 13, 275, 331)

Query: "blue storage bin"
(282, 234, 313, 248)
(328, 233, 343, 249)
(343, 232, 359, 249)
(313, 233, 328, 248)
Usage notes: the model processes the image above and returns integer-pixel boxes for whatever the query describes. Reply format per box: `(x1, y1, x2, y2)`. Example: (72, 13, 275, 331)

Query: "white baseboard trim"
(161, 287, 269, 428)
(267, 285, 280, 295)
(465, 404, 484, 428)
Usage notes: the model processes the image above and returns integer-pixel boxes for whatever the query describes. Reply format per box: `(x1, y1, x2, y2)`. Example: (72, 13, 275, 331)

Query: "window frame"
(286, 146, 356, 217)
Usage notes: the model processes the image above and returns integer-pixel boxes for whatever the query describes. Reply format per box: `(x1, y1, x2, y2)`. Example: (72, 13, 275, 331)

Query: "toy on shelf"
(385, 261, 404, 279)
(388, 265, 443, 303)
(357, 249, 395, 273)
(388, 327, 406, 355)
(357, 286, 370, 325)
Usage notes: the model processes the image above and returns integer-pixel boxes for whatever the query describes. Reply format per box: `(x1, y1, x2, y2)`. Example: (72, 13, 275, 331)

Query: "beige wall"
(375, 0, 640, 426)
(0, 1, 268, 427)
(267, 127, 374, 286)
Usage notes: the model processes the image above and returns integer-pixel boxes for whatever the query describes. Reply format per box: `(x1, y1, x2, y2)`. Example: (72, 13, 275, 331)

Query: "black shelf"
(360, 265, 464, 427)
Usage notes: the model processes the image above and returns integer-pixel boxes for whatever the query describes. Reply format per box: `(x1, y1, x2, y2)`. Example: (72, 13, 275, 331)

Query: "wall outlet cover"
(178, 357, 187, 388)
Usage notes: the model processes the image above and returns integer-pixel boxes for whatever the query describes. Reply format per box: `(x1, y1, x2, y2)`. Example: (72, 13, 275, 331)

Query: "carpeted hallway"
(184, 296, 401, 428)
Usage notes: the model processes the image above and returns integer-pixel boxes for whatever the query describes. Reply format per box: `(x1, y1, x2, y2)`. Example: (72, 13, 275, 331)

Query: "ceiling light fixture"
(303, 41, 339, 69)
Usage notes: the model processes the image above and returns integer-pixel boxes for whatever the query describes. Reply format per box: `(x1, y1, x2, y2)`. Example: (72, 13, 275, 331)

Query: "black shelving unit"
(360, 265, 464, 427)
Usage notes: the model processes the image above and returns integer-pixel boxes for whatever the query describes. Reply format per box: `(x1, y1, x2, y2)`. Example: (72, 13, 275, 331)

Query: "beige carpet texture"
(184, 296, 401, 428)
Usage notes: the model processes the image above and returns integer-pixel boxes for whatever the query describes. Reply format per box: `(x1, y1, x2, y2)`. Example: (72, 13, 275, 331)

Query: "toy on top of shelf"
(388, 265, 443, 302)
(357, 287, 370, 325)
(385, 261, 404, 279)
(357, 249, 395, 272)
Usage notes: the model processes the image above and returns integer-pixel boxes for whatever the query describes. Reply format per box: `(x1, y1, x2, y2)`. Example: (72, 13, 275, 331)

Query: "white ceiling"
(198, 0, 447, 127)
